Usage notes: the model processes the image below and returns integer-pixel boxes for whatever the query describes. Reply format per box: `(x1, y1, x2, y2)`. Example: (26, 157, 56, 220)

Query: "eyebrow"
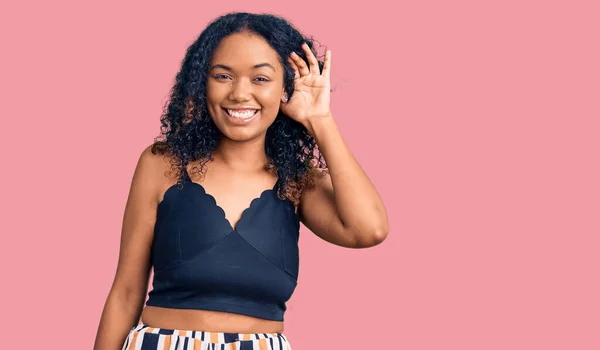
(210, 63, 276, 71)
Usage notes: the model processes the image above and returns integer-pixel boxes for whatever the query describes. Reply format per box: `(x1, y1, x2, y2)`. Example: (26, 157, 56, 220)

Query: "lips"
(225, 108, 259, 118)
(222, 107, 260, 124)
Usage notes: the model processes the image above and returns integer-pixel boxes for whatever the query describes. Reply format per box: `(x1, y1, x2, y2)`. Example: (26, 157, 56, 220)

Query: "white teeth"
(227, 109, 258, 119)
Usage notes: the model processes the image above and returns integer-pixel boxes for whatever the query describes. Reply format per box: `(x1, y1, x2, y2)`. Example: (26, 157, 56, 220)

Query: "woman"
(94, 12, 389, 350)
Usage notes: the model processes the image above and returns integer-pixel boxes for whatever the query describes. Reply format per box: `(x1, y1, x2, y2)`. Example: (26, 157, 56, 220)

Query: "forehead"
(210, 32, 281, 69)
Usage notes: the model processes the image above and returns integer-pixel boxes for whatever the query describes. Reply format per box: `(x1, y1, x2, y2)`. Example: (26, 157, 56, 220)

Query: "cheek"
(256, 86, 283, 107)
(205, 84, 224, 121)
(206, 82, 223, 104)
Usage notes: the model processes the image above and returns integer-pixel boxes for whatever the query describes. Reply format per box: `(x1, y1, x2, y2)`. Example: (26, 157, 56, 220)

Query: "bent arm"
(299, 115, 389, 248)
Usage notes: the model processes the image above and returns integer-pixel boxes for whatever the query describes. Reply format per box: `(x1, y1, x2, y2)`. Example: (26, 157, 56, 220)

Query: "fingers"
(290, 51, 310, 77)
(288, 42, 331, 79)
(287, 56, 300, 79)
(301, 43, 320, 75)
(322, 49, 331, 78)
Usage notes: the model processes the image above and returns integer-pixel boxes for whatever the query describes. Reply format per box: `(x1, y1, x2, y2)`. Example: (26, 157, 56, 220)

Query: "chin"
(222, 128, 263, 142)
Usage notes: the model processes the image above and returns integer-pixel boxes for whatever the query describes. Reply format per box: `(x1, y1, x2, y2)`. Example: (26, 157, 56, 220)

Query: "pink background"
(2, 0, 599, 348)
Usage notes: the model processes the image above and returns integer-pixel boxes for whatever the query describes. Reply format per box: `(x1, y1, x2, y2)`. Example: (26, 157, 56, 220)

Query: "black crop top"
(145, 170, 300, 321)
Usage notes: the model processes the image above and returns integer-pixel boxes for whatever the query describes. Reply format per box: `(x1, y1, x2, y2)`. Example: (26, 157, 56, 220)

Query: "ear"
(281, 91, 289, 103)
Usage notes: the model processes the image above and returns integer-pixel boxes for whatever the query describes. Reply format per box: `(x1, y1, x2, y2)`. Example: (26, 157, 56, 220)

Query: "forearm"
(94, 290, 145, 350)
(305, 115, 389, 243)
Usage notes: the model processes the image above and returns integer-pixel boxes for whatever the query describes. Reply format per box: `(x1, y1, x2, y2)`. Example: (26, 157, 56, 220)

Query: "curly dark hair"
(151, 12, 329, 206)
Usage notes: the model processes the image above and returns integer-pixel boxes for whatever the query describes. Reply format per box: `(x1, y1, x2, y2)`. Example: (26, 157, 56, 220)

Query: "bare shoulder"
(303, 167, 331, 194)
(137, 144, 174, 177)
(133, 144, 178, 204)
(298, 168, 332, 215)
(297, 167, 331, 206)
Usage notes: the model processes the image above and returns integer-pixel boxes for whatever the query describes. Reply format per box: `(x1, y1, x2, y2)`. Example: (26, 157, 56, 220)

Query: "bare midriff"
(141, 306, 284, 334)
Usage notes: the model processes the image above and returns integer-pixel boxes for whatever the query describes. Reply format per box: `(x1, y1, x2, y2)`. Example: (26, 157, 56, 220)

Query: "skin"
(94, 31, 389, 349)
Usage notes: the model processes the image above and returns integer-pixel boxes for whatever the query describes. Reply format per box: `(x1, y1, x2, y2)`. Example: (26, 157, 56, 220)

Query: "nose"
(229, 78, 252, 102)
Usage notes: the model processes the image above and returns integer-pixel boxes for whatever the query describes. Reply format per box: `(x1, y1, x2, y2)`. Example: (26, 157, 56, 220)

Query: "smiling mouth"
(222, 108, 260, 120)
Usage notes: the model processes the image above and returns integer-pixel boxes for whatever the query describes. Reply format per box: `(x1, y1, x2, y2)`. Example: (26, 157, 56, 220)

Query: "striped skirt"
(122, 323, 292, 350)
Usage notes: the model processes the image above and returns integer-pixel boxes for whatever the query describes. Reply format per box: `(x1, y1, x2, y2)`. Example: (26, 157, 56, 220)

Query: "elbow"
(352, 225, 389, 248)
(355, 208, 389, 248)
(370, 226, 389, 247)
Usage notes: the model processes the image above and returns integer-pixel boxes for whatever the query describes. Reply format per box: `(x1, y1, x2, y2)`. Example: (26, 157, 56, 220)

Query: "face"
(206, 31, 286, 142)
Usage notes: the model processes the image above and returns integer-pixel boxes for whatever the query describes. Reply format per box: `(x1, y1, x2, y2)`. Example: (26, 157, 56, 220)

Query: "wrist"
(304, 114, 335, 135)
(303, 114, 336, 139)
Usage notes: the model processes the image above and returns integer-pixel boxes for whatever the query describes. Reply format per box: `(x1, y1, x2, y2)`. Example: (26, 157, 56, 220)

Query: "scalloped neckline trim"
(187, 180, 278, 232)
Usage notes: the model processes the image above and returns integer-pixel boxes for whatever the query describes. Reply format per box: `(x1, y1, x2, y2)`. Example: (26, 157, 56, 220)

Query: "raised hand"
(281, 43, 332, 127)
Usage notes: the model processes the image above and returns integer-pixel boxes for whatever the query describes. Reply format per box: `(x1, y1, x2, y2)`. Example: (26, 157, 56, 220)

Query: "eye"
(254, 77, 270, 83)
(213, 74, 231, 80)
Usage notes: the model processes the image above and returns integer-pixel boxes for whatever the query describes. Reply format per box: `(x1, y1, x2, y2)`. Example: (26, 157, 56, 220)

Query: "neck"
(212, 136, 269, 172)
